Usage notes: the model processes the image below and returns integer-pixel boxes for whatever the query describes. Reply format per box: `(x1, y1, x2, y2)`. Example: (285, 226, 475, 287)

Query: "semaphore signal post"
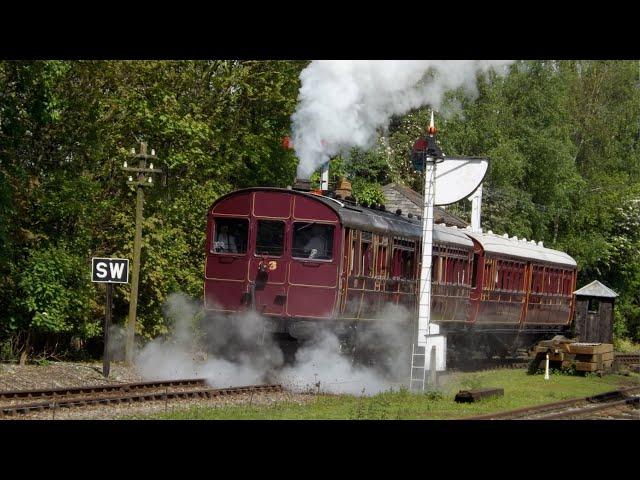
(409, 112, 488, 390)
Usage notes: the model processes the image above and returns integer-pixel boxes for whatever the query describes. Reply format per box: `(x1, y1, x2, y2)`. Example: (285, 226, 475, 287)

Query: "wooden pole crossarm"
(126, 181, 155, 187)
(121, 167, 163, 174)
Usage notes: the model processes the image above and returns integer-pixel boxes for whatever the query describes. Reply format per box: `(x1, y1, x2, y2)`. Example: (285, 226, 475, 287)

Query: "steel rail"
(0, 378, 207, 400)
(537, 395, 639, 419)
(465, 385, 640, 420)
(0, 384, 283, 417)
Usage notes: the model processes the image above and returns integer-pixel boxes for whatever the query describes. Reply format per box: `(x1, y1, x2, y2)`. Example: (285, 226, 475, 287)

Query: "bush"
(18, 244, 101, 345)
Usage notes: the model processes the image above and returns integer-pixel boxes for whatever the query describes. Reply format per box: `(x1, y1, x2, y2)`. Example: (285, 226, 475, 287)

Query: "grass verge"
(135, 369, 640, 420)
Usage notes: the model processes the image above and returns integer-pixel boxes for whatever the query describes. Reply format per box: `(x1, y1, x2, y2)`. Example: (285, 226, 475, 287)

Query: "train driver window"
(292, 222, 334, 260)
(212, 218, 248, 254)
(256, 220, 285, 257)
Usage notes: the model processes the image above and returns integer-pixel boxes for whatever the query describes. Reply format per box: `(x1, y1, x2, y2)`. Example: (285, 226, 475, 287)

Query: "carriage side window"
(255, 220, 285, 257)
(432, 254, 439, 281)
(361, 241, 372, 276)
(292, 222, 334, 260)
(392, 249, 402, 279)
(212, 218, 248, 254)
(350, 239, 357, 274)
(483, 259, 495, 291)
(505, 262, 512, 290)
(532, 267, 539, 293)
(403, 250, 415, 279)
(376, 244, 388, 277)
(446, 255, 454, 284)
(513, 263, 523, 291)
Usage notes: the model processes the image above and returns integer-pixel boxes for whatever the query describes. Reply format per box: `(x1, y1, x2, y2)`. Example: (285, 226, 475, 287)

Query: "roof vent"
(511, 236, 518, 242)
(451, 225, 457, 229)
(521, 237, 527, 243)
(408, 213, 413, 218)
(487, 230, 493, 235)
(503, 233, 509, 238)
(395, 209, 402, 216)
(538, 241, 544, 247)
(466, 226, 472, 230)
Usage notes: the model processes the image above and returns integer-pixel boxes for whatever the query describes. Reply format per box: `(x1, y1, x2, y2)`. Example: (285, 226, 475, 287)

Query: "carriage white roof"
(434, 224, 474, 248)
(464, 230, 577, 267)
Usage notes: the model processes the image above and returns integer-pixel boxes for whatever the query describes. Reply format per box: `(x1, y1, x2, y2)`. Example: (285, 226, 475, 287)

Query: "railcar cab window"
(292, 222, 334, 260)
(256, 220, 285, 257)
(212, 218, 248, 254)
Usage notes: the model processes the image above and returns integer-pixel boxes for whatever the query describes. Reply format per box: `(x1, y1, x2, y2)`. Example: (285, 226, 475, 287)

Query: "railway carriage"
(204, 186, 578, 359)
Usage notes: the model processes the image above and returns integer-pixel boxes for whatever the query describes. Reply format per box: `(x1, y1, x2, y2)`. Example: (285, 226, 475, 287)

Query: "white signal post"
(409, 114, 489, 390)
(470, 183, 483, 233)
(417, 112, 441, 346)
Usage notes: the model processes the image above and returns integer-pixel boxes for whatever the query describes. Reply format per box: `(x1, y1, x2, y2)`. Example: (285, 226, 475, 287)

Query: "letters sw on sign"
(91, 258, 130, 283)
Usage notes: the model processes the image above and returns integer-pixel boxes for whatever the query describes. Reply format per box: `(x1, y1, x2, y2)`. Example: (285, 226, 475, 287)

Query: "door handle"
(301, 262, 321, 267)
(219, 257, 236, 264)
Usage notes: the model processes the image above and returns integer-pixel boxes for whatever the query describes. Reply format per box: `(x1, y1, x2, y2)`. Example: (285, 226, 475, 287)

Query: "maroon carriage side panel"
(205, 189, 342, 320)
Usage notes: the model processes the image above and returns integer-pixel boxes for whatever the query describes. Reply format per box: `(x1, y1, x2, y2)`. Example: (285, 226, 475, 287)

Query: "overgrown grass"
(134, 369, 640, 420)
(613, 337, 640, 353)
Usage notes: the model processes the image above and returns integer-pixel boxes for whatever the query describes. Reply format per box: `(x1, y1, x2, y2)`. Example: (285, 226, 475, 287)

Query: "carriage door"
(249, 191, 292, 316)
(205, 216, 250, 311)
(287, 196, 340, 319)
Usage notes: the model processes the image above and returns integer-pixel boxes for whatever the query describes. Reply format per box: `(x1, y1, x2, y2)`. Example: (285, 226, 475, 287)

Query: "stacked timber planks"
(531, 339, 614, 373)
(565, 343, 614, 372)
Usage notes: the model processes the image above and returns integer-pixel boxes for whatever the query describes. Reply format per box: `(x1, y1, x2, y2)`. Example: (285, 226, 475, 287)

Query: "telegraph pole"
(121, 142, 162, 365)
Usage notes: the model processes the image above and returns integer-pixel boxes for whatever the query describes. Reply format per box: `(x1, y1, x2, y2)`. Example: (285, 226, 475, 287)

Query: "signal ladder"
(410, 344, 437, 391)
(410, 344, 427, 391)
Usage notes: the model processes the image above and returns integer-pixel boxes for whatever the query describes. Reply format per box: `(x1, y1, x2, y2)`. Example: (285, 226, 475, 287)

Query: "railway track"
(0, 380, 283, 417)
(466, 385, 640, 420)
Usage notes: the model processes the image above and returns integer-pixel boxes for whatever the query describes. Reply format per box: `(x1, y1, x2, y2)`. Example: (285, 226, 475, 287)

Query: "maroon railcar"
(204, 187, 578, 353)
(205, 188, 341, 323)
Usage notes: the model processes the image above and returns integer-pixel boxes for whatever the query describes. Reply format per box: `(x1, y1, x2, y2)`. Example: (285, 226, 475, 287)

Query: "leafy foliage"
(1, 59, 640, 360)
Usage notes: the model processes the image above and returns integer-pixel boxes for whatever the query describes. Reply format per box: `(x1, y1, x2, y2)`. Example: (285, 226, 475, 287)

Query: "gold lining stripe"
(287, 282, 336, 289)
(204, 276, 245, 282)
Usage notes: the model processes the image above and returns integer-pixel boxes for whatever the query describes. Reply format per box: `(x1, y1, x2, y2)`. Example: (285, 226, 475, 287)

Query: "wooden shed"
(573, 280, 618, 344)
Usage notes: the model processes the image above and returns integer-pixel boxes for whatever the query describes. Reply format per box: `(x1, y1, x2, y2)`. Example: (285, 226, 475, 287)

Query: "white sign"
(91, 258, 130, 284)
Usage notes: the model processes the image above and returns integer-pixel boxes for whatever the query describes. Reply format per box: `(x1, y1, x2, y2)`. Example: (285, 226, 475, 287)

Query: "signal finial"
(428, 111, 437, 136)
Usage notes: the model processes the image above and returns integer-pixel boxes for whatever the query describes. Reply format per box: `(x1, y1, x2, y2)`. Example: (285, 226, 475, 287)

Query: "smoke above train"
(290, 60, 514, 178)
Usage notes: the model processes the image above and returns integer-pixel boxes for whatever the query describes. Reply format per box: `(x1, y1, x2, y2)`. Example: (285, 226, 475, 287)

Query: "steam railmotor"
(204, 184, 577, 362)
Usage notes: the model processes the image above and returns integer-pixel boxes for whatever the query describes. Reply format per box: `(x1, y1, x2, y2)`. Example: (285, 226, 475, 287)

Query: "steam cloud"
(291, 60, 514, 178)
(133, 293, 412, 395)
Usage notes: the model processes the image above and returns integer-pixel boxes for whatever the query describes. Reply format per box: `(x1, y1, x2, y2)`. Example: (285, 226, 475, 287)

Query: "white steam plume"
(134, 293, 414, 396)
(291, 60, 513, 178)
(279, 304, 412, 395)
